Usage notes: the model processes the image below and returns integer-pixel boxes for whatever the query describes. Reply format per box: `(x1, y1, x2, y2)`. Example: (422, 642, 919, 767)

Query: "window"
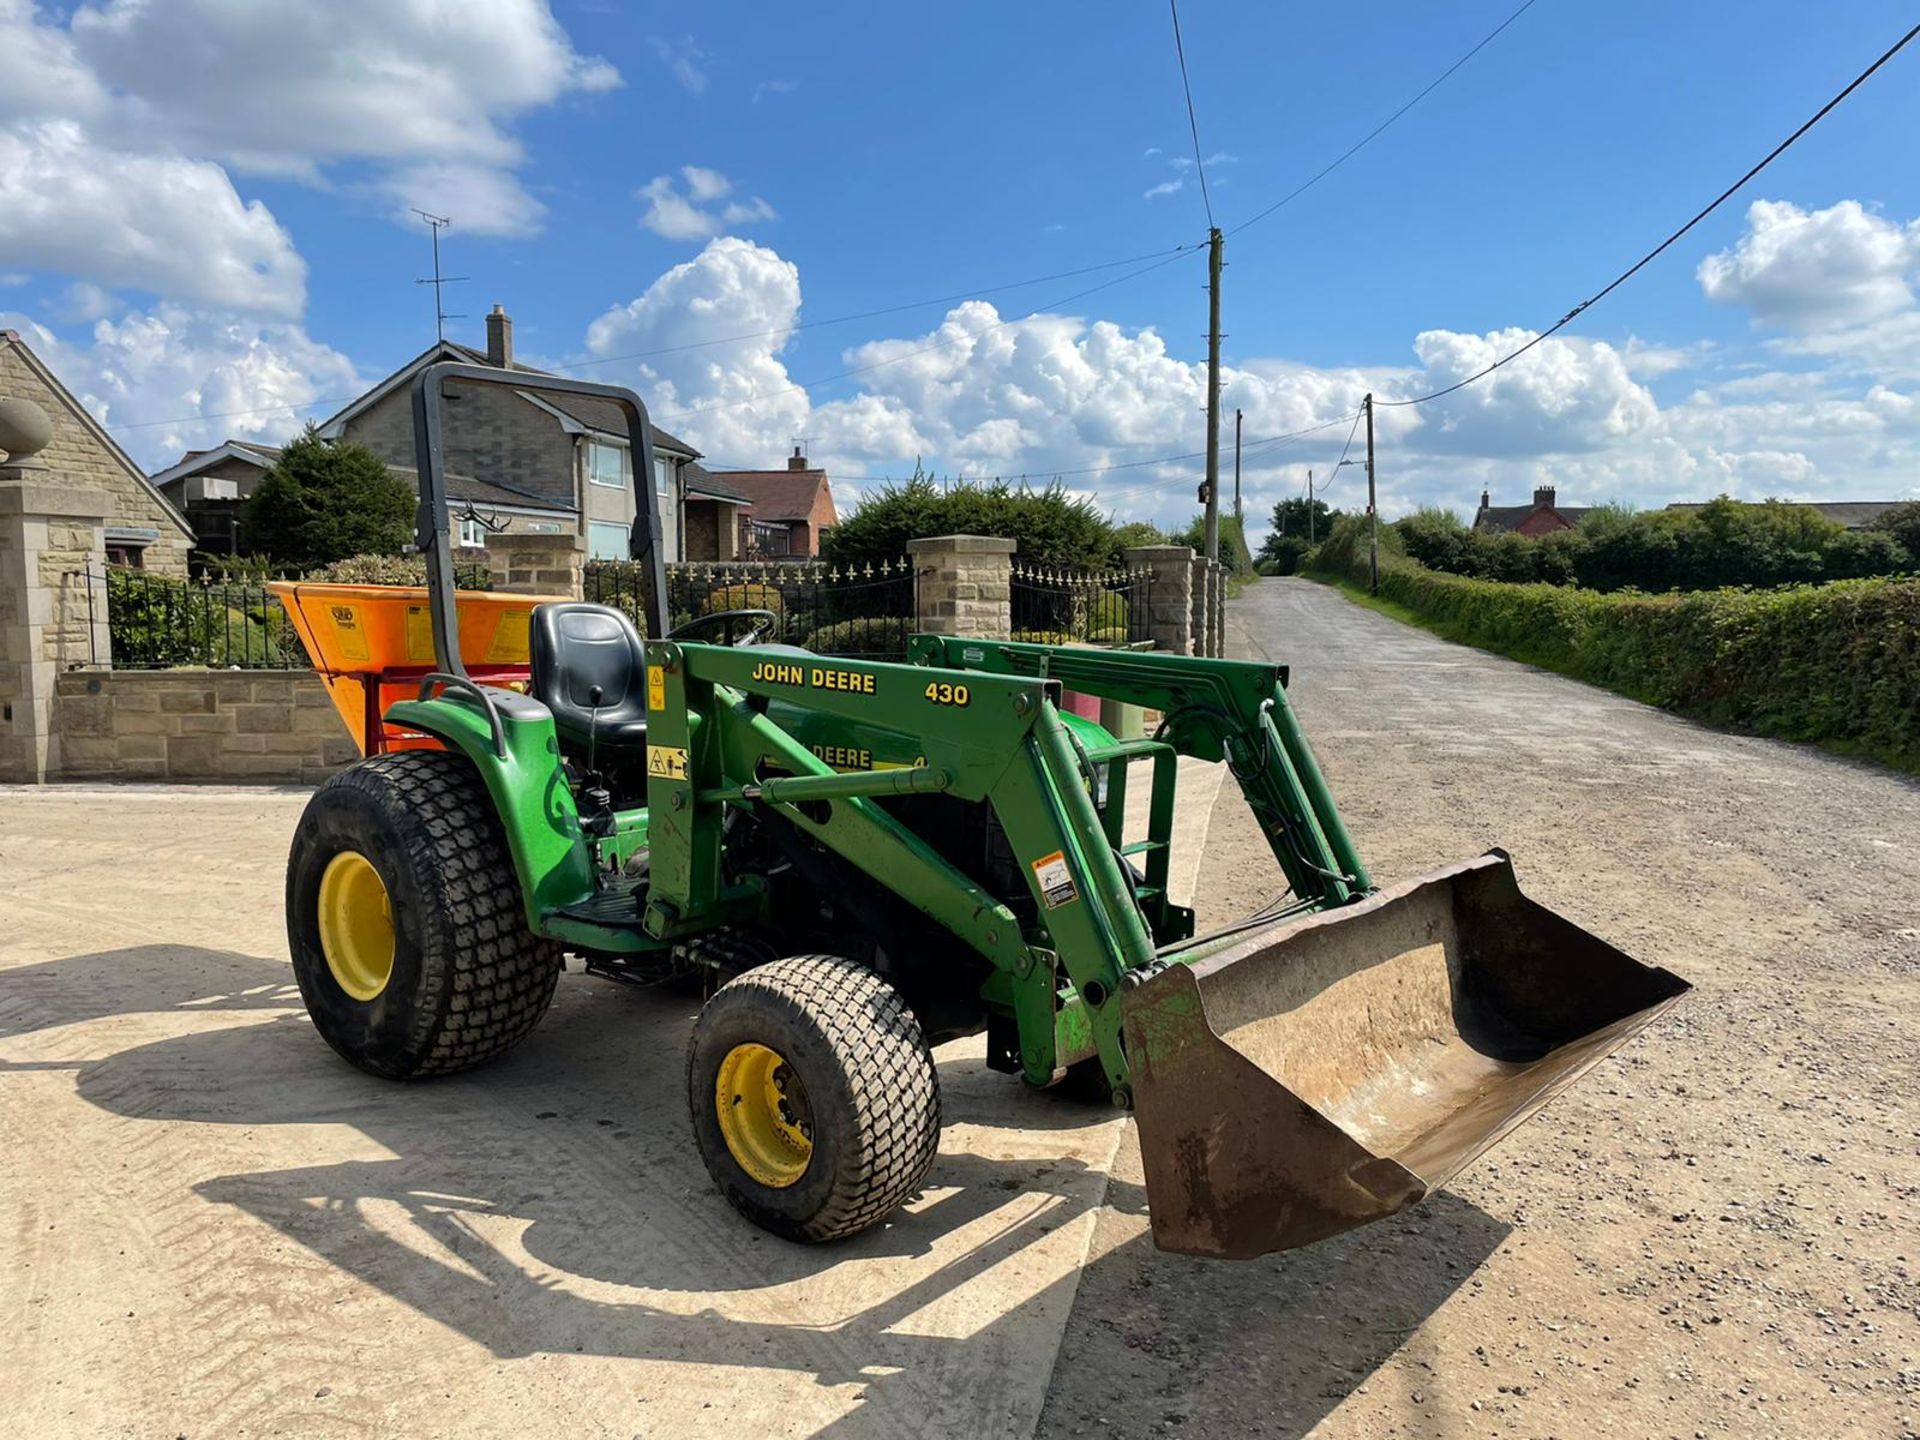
(455, 511, 486, 548)
(588, 520, 630, 561)
(654, 454, 672, 495)
(587, 440, 627, 489)
(105, 544, 144, 568)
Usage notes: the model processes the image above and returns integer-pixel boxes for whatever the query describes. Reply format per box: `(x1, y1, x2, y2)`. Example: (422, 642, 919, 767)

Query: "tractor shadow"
(4, 945, 1508, 1438)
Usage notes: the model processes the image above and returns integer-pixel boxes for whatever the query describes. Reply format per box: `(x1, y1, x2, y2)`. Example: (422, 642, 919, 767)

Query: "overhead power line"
(1167, 0, 1216, 228)
(1378, 17, 1920, 408)
(1227, 0, 1542, 237)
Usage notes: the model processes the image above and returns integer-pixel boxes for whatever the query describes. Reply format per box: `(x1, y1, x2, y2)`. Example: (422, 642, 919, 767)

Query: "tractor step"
(554, 882, 646, 926)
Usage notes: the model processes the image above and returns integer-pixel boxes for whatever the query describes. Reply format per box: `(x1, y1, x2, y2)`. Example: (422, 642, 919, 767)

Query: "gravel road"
(1038, 576, 1919, 1440)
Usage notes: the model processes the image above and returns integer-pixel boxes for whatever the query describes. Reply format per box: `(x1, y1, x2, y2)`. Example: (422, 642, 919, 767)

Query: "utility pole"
(1202, 226, 1223, 561)
(1364, 393, 1379, 595)
(1307, 469, 1316, 545)
(1232, 407, 1242, 525)
(413, 210, 467, 342)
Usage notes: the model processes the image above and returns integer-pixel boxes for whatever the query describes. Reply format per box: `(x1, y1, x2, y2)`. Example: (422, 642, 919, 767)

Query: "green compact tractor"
(277, 363, 1687, 1258)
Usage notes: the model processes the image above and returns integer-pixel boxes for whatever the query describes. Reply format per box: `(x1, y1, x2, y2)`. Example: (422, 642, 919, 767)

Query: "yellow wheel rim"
(715, 1042, 814, 1188)
(317, 849, 396, 1002)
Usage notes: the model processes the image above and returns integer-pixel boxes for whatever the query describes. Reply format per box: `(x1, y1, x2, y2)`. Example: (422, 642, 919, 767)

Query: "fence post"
(1124, 545, 1195, 656)
(0, 415, 113, 782)
(907, 534, 1014, 639)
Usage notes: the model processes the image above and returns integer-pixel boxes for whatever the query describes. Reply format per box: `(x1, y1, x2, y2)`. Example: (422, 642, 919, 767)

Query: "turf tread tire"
(688, 954, 940, 1243)
(287, 749, 561, 1079)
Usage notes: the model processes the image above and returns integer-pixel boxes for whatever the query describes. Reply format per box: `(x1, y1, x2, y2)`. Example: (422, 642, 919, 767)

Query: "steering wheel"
(667, 608, 779, 647)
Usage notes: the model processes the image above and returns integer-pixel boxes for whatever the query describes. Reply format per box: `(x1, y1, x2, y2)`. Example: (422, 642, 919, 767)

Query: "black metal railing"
(587, 558, 917, 659)
(100, 558, 494, 670)
(102, 564, 307, 670)
(1010, 561, 1152, 646)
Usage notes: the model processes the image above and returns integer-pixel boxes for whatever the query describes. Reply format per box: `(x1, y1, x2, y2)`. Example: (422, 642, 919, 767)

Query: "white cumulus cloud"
(638, 167, 777, 241)
(0, 122, 306, 316)
(2, 306, 362, 468)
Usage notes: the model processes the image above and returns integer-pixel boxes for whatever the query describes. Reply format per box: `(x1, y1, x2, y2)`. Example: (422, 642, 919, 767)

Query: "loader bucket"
(1122, 851, 1688, 1259)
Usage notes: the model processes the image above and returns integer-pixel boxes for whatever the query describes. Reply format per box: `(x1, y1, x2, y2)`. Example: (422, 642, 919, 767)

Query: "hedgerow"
(1308, 516, 1920, 770)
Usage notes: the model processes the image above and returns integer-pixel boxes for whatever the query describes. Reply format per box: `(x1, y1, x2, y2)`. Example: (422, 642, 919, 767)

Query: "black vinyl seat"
(529, 603, 650, 762)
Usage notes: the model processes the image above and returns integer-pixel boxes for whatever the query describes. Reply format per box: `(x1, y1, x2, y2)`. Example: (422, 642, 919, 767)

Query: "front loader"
(275, 362, 1688, 1257)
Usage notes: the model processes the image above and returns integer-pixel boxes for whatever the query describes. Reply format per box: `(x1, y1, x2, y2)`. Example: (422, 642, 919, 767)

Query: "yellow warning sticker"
(1031, 849, 1077, 909)
(647, 745, 688, 780)
(404, 604, 435, 662)
(647, 664, 666, 711)
(486, 609, 532, 663)
(328, 604, 369, 662)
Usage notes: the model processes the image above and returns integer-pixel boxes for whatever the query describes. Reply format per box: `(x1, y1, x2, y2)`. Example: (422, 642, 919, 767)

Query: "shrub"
(302, 551, 491, 588)
(801, 617, 905, 656)
(1306, 522, 1920, 771)
(701, 582, 785, 619)
(824, 471, 1119, 572)
(1391, 495, 1914, 593)
(105, 568, 299, 669)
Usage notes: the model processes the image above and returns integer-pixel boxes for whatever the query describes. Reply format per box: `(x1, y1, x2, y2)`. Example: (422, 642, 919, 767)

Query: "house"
(152, 304, 749, 564)
(716, 447, 840, 557)
(150, 439, 581, 556)
(1473, 485, 1591, 536)
(0, 329, 196, 573)
(1663, 499, 1906, 530)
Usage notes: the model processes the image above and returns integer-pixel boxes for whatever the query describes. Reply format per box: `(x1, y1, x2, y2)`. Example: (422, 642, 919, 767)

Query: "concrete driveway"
(0, 764, 1222, 1440)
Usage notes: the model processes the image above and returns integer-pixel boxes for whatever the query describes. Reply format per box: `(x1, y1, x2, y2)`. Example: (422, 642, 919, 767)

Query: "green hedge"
(1309, 517, 1920, 771)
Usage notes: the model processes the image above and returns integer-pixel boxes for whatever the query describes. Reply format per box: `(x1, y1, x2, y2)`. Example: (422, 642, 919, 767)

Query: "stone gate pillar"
(1125, 544, 1195, 656)
(908, 534, 1014, 638)
(0, 398, 112, 783)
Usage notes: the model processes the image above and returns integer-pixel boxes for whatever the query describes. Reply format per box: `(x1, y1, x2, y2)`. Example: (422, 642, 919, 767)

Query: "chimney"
(485, 304, 513, 368)
(1533, 484, 1556, 510)
(788, 445, 809, 471)
(1479, 487, 1490, 511)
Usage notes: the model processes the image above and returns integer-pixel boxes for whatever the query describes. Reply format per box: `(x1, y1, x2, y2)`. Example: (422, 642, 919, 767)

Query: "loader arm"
(907, 636, 1369, 906)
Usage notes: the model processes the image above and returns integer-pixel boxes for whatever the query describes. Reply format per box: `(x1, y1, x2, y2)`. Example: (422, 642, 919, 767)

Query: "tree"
(241, 425, 416, 567)
(1257, 497, 1344, 571)
(1870, 500, 1920, 559)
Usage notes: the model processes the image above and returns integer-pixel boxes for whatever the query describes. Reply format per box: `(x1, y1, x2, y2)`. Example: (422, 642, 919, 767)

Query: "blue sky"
(4, 0, 1919, 540)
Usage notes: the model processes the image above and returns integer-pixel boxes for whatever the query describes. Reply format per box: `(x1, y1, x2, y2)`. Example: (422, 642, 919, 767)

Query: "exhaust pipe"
(1122, 852, 1688, 1258)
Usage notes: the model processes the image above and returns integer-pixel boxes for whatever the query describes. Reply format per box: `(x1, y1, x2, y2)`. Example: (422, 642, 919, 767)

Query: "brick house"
(0, 329, 195, 573)
(721, 448, 840, 557)
(151, 305, 749, 564)
(1472, 485, 1591, 536)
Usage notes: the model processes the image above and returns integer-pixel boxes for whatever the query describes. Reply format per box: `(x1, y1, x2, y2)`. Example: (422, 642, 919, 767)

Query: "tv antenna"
(413, 210, 468, 341)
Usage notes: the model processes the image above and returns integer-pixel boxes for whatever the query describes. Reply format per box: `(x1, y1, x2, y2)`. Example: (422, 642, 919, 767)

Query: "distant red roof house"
(718, 448, 839, 557)
(1473, 485, 1590, 536)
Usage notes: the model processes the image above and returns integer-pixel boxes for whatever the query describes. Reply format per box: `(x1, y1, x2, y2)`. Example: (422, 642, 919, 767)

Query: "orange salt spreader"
(268, 581, 567, 757)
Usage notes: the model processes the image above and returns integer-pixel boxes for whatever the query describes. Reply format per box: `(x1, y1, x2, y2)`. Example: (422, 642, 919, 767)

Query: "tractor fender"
(383, 690, 597, 930)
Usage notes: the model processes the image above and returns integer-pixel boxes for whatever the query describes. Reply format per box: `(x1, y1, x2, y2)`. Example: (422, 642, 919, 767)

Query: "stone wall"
(53, 670, 354, 783)
(486, 531, 586, 597)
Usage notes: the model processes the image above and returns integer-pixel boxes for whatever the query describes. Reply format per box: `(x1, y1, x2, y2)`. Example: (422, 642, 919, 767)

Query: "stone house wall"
(1, 336, 193, 575)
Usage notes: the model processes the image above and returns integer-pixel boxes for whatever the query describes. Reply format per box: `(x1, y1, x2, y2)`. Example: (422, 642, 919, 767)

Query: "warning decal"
(647, 745, 688, 780)
(1031, 850, 1078, 909)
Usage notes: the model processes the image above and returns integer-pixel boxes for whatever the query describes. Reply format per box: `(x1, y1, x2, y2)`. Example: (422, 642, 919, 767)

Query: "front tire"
(287, 749, 561, 1079)
(688, 955, 941, 1242)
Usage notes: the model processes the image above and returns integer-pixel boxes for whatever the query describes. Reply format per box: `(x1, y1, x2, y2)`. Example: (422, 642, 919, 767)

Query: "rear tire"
(287, 749, 562, 1079)
(687, 955, 941, 1242)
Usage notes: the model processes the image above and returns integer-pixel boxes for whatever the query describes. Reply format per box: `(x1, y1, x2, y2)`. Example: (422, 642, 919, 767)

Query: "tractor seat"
(529, 603, 650, 761)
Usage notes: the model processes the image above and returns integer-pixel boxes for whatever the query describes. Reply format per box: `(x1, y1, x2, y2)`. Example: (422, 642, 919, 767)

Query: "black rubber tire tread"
(687, 954, 941, 1243)
(286, 749, 561, 1079)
